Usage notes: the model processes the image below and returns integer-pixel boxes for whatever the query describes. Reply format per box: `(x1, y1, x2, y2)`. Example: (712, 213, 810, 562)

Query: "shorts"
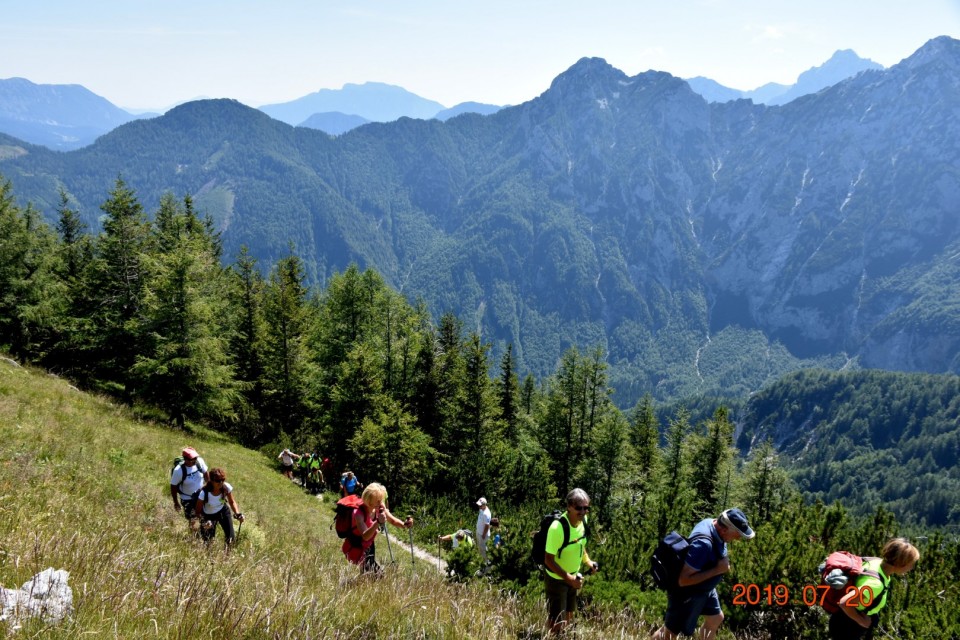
(664, 589, 722, 636)
(180, 498, 198, 519)
(545, 574, 579, 625)
(281, 463, 293, 471)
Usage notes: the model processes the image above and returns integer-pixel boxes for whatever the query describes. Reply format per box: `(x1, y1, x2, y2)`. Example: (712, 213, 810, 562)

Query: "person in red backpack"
(343, 482, 413, 574)
(829, 538, 919, 639)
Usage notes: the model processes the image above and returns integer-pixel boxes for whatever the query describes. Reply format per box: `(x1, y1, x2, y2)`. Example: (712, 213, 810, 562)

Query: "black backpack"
(650, 530, 712, 591)
(530, 510, 589, 567)
(171, 458, 203, 499)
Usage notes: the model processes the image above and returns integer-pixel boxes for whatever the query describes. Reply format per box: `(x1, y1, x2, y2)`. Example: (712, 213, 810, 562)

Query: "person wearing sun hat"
(653, 507, 755, 640)
(475, 497, 493, 568)
(170, 446, 209, 524)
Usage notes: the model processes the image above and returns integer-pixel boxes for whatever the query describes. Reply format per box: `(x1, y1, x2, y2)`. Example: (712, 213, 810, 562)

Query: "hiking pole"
(382, 522, 395, 563)
(408, 513, 415, 567)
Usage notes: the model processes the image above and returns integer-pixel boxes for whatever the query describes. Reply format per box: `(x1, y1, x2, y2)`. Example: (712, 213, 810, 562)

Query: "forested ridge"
(3, 38, 960, 411)
(2, 176, 960, 637)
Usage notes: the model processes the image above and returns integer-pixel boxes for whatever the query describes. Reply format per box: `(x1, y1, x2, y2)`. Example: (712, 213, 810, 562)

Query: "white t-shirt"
(198, 482, 234, 515)
(476, 506, 492, 541)
(170, 458, 208, 499)
(279, 450, 296, 465)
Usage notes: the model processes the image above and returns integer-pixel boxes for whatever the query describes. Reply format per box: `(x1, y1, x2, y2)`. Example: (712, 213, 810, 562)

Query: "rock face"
(2, 38, 959, 402)
(0, 568, 73, 632)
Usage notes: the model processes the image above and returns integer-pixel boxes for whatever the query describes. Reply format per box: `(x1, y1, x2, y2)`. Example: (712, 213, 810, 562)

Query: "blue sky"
(2, 1, 959, 111)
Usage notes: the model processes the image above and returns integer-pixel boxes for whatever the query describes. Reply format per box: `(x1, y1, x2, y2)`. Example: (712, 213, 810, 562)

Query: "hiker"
(543, 488, 598, 635)
(342, 482, 413, 574)
(653, 508, 755, 640)
(340, 469, 361, 496)
(476, 496, 493, 568)
(297, 452, 311, 486)
(438, 529, 474, 549)
(828, 538, 920, 640)
(195, 467, 244, 545)
(321, 456, 334, 491)
(277, 448, 300, 480)
(307, 454, 324, 494)
(170, 447, 209, 524)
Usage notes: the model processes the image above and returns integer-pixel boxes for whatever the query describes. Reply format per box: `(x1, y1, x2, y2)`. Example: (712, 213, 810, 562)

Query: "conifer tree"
(0, 181, 64, 360)
(520, 373, 537, 415)
(46, 190, 94, 375)
(227, 246, 268, 441)
(132, 195, 238, 428)
(539, 347, 585, 495)
(87, 177, 151, 389)
(261, 250, 312, 441)
(627, 394, 660, 507)
(689, 405, 736, 514)
(742, 438, 790, 523)
(497, 343, 521, 445)
(350, 393, 437, 504)
(585, 410, 628, 524)
(658, 407, 695, 535)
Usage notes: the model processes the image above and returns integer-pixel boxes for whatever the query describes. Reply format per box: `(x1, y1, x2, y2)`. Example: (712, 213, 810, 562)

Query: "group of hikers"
(169, 447, 244, 545)
(436, 496, 502, 575)
(174, 450, 921, 638)
(277, 448, 339, 494)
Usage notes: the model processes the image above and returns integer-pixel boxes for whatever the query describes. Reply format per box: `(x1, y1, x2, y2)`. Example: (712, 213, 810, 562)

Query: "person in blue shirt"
(653, 508, 755, 640)
(340, 469, 361, 496)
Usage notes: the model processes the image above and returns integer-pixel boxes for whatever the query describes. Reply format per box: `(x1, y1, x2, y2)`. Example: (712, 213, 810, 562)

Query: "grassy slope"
(0, 358, 660, 639)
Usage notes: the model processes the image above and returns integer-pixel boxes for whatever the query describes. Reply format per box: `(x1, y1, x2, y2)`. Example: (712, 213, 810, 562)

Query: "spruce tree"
(132, 196, 238, 428)
(261, 251, 312, 441)
(86, 178, 151, 389)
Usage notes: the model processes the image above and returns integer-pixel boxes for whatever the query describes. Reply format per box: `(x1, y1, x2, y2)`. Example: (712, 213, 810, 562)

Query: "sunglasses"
(573, 505, 591, 513)
(212, 479, 224, 484)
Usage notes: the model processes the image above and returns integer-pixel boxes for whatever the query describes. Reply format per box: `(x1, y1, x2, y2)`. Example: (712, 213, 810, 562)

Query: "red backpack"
(818, 551, 881, 613)
(334, 494, 365, 548)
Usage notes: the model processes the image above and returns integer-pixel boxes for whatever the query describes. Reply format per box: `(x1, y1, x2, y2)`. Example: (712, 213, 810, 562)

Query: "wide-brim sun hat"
(720, 508, 755, 540)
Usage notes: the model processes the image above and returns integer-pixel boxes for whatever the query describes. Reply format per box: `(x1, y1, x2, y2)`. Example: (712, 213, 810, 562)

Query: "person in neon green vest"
(829, 537, 920, 639)
(543, 488, 598, 635)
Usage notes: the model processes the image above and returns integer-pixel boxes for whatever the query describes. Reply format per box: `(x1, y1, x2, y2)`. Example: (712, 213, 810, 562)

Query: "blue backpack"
(650, 531, 713, 591)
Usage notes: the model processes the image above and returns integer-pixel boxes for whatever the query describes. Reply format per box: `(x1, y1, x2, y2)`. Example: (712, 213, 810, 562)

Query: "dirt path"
(381, 530, 448, 572)
(310, 488, 447, 571)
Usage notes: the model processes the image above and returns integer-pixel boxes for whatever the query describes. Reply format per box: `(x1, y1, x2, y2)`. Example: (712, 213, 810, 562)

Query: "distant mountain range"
(0, 77, 142, 150)
(2, 49, 884, 148)
(686, 49, 884, 105)
(2, 37, 958, 409)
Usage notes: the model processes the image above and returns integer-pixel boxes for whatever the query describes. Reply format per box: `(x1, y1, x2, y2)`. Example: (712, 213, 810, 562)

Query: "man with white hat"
(654, 507, 755, 640)
(475, 497, 492, 569)
(170, 447, 209, 524)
